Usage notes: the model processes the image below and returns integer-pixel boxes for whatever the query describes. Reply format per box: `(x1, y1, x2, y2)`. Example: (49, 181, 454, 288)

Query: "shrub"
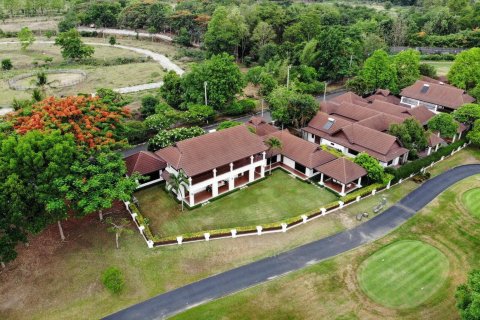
(140, 95, 159, 117)
(148, 126, 204, 151)
(419, 63, 437, 78)
(101, 267, 125, 294)
(388, 139, 465, 182)
(224, 99, 256, 116)
(123, 120, 148, 144)
(217, 120, 242, 130)
(1, 58, 12, 70)
(181, 104, 215, 125)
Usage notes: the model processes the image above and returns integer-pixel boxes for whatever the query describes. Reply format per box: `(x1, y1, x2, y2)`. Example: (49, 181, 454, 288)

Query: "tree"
(267, 86, 318, 128)
(55, 29, 95, 61)
(55, 152, 138, 221)
(167, 170, 188, 211)
(455, 269, 480, 320)
(109, 36, 116, 46)
(1, 59, 12, 70)
(217, 120, 242, 130)
(181, 53, 245, 111)
(106, 218, 133, 249)
(182, 104, 215, 125)
(160, 71, 184, 109)
(467, 119, 480, 146)
(428, 113, 459, 138)
(265, 137, 282, 174)
(393, 49, 420, 89)
(354, 153, 386, 183)
(251, 22, 275, 50)
(360, 49, 398, 94)
(0, 130, 78, 252)
(448, 48, 480, 90)
(389, 118, 428, 158)
(18, 27, 35, 51)
(174, 27, 191, 47)
(148, 127, 204, 151)
(14, 96, 129, 150)
(140, 95, 159, 117)
(453, 104, 480, 125)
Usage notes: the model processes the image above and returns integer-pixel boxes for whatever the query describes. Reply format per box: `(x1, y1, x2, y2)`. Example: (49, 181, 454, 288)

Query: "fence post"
(338, 201, 344, 208)
(356, 195, 361, 202)
(281, 223, 287, 232)
(301, 215, 308, 223)
(231, 229, 237, 238)
(321, 208, 327, 215)
(256, 226, 263, 235)
(399, 178, 403, 184)
(204, 233, 210, 241)
(176, 236, 183, 244)
(387, 180, 391, 189)
(147, 240, 154, 248)
(372, 189, 376, 196)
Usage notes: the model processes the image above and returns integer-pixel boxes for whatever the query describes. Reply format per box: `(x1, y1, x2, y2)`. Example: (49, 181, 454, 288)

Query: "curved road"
(104, 164, 480, 320)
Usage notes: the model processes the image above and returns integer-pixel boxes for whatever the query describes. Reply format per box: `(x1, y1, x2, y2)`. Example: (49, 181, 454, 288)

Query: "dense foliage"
(389, 118, 428, 158)
(353, 153, 388, 183)
(55, 29, 95, 61)
(101, 267, 125, 294)
(148, 126, 204, 151)
(428, 113, 459, 138)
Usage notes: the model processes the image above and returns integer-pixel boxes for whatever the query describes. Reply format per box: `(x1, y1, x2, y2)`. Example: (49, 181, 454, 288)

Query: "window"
(348, 149, 359, 156)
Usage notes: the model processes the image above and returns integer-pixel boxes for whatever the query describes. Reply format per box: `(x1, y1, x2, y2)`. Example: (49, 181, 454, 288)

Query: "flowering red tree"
(13, 96, 130, 149)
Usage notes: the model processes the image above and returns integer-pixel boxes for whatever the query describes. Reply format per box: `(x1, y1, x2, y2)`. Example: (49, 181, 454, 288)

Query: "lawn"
(135, 169, 339, 237)
(358, 240, 449, 309)
(423, 60, 454, 77)
(0, 148, 477, 320)
(172, 174, 480, 320)
(462, 188, 480, 219)
(0, 39, 178, 105)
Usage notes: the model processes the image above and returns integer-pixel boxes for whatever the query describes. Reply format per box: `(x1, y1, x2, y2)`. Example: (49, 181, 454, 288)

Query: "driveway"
(104, 164, 480, 320)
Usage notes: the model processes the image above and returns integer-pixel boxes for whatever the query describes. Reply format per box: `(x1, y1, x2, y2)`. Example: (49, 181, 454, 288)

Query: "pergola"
(316, 158, 367, 196)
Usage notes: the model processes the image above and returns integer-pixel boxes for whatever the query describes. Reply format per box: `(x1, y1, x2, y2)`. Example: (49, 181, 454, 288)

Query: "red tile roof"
(124, 151, 166, 176)
(366, 89, 401, 105)
(428, 133, 444, 147)
(400, 80, 475, 110)
(155, 125, 267, 177)
(247, 116, 279, 136)
(266, 130, 336, 169)
(316, 158, 367, 184)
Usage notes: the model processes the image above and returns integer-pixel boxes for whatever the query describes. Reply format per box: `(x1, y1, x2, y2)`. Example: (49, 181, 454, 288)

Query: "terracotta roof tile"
(316, 158, 367, 184)
(400, 80, 475, 109)
(155, 125, 267, 177)
(247, 116, 279, 136)
(124, 151, 166, 176)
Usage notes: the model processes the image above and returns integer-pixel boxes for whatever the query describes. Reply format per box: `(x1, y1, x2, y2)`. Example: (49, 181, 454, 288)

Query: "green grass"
(136, 170, 339, 237)
(171, 174, 480, 320)
(423, 60, 454, 77)
(462, 188, 480, 219)
(358, 240, 449, 309)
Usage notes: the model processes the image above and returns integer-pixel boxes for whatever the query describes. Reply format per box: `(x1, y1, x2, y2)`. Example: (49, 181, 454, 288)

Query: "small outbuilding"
(316, 158, 367, 196)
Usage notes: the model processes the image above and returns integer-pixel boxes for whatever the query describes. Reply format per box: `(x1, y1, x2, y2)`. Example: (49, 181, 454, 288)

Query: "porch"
(269, 162, 309, 180)
(322, 178, 359, 195)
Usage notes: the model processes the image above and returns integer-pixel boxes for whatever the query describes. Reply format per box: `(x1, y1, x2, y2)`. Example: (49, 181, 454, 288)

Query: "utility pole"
(286, 65, 292, 89)
(204, 81, 208, 106)
(261, 99, 264, 117)
(323, 81, 327, 102)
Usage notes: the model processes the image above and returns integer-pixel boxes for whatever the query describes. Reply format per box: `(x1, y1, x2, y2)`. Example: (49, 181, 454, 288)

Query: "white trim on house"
(400, 96, 440, 113)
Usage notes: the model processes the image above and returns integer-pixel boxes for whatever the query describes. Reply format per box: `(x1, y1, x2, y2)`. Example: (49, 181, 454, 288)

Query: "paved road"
(104, 164, 480, 320)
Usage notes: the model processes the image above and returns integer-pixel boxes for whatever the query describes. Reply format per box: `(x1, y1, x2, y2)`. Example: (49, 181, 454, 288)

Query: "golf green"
(358, 240, 449, 309)
(462, 188, 480, 219)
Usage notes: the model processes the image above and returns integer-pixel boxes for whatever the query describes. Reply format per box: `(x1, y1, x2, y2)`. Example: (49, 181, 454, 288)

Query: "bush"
(148, 126, 204, 151)
(419, 63, 437, 78)
(388, 139, 465, 183)
(1, 58, 12, 70)
(140, 95, 159, 117)
(217, 120, 242, 130)
(181, 104, 215, 125)
(224, 99, 256, 116)
(420, 54, 456, 61)
(123, 120, 148, 144)
(101, 267, 125, 294)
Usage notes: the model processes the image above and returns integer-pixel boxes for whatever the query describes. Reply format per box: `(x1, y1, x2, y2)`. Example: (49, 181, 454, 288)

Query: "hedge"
(387, 139, 466, 183)
(340, 183, 385, 203)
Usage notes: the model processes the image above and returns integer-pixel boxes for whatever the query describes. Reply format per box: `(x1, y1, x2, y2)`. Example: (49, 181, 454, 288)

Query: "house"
(400, 80, 475, 112)
(264, 129, 336, 179)
(124, 151, 166, 188)
(366, 89, 401, 105)
(302, 96, 415, 166)
(155, 125, 268, 206)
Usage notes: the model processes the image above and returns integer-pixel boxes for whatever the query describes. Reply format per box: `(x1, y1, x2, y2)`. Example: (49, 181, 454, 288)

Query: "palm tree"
(265, 137, 283, 175)
(168, 170, 188, 211)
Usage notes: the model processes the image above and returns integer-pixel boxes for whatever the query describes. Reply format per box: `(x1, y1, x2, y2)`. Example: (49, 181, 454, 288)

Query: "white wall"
(320, 138, 347, 153)
(283, 157, 296, 170)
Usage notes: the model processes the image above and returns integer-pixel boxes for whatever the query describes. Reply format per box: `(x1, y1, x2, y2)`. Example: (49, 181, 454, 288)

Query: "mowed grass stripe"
(360, 242, 431, 289)
(358, 240, 449, 309)
(462, 188, 480, 219)
(362, 246, 440, 301)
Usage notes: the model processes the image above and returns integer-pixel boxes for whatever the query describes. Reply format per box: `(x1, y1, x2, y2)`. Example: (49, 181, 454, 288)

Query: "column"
(357, 177, 362, 188)
(452, 134, 456, 143)
(435, 144, 440, 152)
(427, 146, 432, 156)
(319, 173, 324, 185)
(188, 177, 194, 206)
(212, 168, 218, 197)
(260, 164, 265, 178)
(229, 163, 234, 190)
(249, 155, 255, 182)
(341, 183, 346, 196)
